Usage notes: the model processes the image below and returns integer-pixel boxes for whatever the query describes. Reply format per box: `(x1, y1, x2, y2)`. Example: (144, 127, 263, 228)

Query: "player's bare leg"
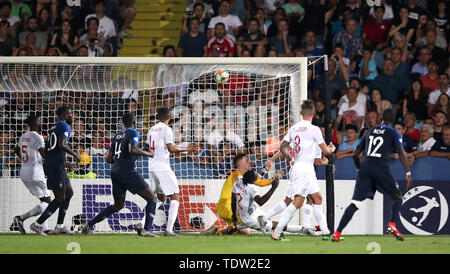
(31, 188, 67, 236)
(82, 197, 125, 235)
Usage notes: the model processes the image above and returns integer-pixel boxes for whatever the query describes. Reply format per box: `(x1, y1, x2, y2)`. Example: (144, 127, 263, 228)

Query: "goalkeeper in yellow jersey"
(203, 153, 281, 235)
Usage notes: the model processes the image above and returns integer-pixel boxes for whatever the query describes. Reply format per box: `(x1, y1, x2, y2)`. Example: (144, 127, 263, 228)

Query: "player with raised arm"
(270, 100, 335, 241)
(82, 112, 158, 237)
(330, 109, 412, 242)
(11, 114, 52, 234)
(30, 106, 81, 235)
(143, 107, 198, 236)
(231, 169, 303, 235)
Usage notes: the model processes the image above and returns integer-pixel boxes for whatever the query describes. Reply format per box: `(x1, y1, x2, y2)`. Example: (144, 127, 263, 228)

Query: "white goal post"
(0, 57, 308, 233)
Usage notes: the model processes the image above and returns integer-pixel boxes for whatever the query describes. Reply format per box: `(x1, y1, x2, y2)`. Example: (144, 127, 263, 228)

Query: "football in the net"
(215, 70, 230, 84)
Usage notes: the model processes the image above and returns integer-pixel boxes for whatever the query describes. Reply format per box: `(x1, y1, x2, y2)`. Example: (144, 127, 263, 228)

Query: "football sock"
(336, 203, 358, 233)
(265, 201, 287, 220)
(36, 199, 61, 225)
(88, 205, 115, 228)
(312, 204, 330, 235)
(20, 202, 48, 220)
(57, 197, 72, 226)
(274, 203, 297, 234)
(285, 225, 302, 233)
(390, 198, 402, 224)
(302, 203, 313, 227)
(167, 200, 179, 233)
(144, 200, 157, 231)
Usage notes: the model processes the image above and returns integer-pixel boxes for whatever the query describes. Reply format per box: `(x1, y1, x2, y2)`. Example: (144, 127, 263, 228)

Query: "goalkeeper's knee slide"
(351, 200, 363, 209)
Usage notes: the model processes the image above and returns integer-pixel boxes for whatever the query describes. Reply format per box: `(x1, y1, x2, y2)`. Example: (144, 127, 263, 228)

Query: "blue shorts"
(44, 165, 70, 191)
(352, 162, 401, 201)
(110, 169, 149, 200)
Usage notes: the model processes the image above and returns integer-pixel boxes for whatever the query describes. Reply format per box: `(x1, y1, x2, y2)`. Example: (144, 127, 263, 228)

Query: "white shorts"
(286, 168, 320, 199)
(21, 178, 50, 199)
(149, 170, 179, 196)
(238, 208, 265, 231)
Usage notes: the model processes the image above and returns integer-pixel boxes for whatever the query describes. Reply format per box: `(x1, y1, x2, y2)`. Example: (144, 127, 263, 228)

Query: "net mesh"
(0, 58, 305, 233)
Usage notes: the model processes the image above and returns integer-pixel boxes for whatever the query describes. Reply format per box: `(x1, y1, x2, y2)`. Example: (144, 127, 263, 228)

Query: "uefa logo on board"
(399, 186, 449, 235)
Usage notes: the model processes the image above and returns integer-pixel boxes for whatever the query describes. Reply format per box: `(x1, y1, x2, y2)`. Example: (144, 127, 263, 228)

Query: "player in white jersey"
(231, 169, 304, 235)
(11, 115, 51, 234)
(145, 107, 198, 236)
(270, 100, 336, 241)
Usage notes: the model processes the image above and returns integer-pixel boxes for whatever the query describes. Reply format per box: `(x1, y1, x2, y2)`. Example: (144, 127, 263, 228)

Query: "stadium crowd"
(1, 0, 450, 178)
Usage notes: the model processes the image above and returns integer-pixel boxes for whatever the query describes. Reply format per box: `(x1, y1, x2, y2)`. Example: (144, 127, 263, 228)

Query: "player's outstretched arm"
(58, 137, 80, 163)
(397, 145, 412, 190)
(280, 141, 293, 162)
(105, 151, 114, 164)
(254, 178, 279, 206)
(129, 143, 153, 157)
(167, 143, 199, 154)
(319, 142, 336, 156)
(264, 150, 284, 171)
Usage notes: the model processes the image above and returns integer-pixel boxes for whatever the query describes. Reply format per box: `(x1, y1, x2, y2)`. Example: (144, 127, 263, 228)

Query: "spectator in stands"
(77, 45, 88, 56)
(388, 6, 415, 46)
(402, 79, 428, 121)
(336, 124, 360, 160)
(118, 0, 136, 39)
(313, 58, 346, 107)
(0, 1, 20, 36)
(432, 111, 448, 142)
(368, 0, 394, 21)
(330, 43, 350, 81)
(367, 88, 392, 117)
(188, 87, 220, 109)
(266, 7, 286, 38)
(236, 17, 267, 57)
(36, 0, 57, 21)
(363, 58, 410, 106)
(125, 98, 143, 130)
(391, 32, 411, 63)
(428, 73, 450, 115)
(330, 6, 361, 39)
(302, 0, 335, 45)
(85, 0, 117, 54)
(207, 22, 235, 57)
(208, 41, 224, 57)
(186, 0, 214, 19)
(362, 5, 390, 51)
(11, 0, 32, 24)
(182, 3, 210, 36)
(431, 94, 450, 117)
(37, 8, 52, 37)
(54, 5, 84, 37)
(312, 99, 325, 128)
(411, 46, 431, 77)
(0, 20, 16, 56)
(204, 117, 246, 156)
(408, 124, 437, 165)
(359, 45, 378, 84)
(423, 29, 449, 74)
(391, 47, 410, 78)
(208, 0, 242, 40)
(416, 20, 448, 49)
(421, 60, 440, 96)
(178, 17, 208, 57)
(304, 30, 324, 75)
(268, 18, 295, 57)
(404, 112, 421, 143)
(50, 20, 79, 56)
(394, 122, 417, 156)
(282, 0, 305, 26)
(18, 17, 47, 55)
(430, 126, 450, 158)
(335, 87, 365, 132)
(254, 7, 271, 36)
(332, 18, 363, 61)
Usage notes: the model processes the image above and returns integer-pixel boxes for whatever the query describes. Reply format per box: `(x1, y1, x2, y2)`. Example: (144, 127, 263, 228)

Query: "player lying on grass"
(231, 169, 303, 235)
(82, 112, 159, 237)
(330, 109, 413, 242)
(202, 153, 280, 235)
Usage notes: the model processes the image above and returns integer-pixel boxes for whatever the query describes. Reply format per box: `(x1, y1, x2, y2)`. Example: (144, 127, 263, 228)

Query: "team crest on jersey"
(65, 132, 69, 137)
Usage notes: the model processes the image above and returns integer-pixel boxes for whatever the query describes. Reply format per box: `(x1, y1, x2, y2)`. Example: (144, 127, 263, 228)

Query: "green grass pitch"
(1, 233, 450, 254)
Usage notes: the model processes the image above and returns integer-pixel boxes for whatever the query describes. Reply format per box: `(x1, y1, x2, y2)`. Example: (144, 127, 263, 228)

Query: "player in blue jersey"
(330, 109, 413, 242)
(81, 112, 158, 237)
(30, 106, 80, 235)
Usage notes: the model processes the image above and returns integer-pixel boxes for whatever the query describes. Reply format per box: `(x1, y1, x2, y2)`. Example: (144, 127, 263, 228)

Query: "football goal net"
(0, 57, 308, 233)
